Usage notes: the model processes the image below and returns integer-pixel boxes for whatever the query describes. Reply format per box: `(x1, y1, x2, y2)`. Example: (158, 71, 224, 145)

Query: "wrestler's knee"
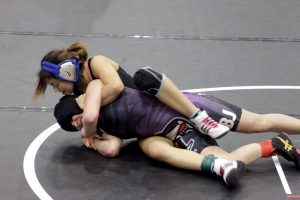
(238, 111, 273, 133)
(139, 137, 173, 161)
(257, 114, 276, 131)
(133, 67, 165, 96)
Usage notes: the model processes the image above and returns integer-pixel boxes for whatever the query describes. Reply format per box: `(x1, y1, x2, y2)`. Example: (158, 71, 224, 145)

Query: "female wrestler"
(53, 81, 300, 187)
(33, 41, 228, 138)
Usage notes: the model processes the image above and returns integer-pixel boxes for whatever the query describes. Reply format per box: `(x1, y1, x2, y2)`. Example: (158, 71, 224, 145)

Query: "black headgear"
(54, 95, 83, 132)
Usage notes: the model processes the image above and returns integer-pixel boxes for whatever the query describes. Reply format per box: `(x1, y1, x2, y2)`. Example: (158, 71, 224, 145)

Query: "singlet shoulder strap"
(83, 57, 97, 81)
(83, 61, 93, 81)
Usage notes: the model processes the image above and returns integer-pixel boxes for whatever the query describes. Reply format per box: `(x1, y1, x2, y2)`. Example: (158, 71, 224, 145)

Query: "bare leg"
(237, 109, 300, 135)
(138, 136, 256, 169)
(157, 76, 229, 138)
(138, 135, 299, 186)
(134, 68, 229, 138)
(159, 81, 300, 136)
(139, 135, 264, 170)
(157, 77, 198, 117)
(139, 136, 246, 187)
(138, 136, 204, 171)
(201, 144, 262, 165)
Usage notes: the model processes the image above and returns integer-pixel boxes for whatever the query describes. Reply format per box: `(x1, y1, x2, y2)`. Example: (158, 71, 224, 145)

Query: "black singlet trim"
(87, 57, 97, 80)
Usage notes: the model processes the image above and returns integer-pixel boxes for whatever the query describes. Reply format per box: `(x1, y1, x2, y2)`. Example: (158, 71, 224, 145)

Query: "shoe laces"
(200, 117, 218, 134)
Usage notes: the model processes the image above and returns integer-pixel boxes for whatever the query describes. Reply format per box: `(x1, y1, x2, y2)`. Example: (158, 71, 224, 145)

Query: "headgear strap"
(41, 59, 80, 83)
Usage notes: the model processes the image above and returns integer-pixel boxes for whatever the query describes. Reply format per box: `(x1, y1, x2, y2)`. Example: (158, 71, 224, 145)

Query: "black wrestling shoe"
(222, 160, 245, 187)
(272, 133, 300, 169)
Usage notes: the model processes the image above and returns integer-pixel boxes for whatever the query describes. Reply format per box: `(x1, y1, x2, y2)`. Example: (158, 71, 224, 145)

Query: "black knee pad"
(133, 67, 165, 96)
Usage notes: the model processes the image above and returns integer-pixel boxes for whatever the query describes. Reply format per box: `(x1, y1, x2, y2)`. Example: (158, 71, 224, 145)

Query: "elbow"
(103, 141, 122, 158)
(105, 148, 120, 158)
(112, 81, 124, 94)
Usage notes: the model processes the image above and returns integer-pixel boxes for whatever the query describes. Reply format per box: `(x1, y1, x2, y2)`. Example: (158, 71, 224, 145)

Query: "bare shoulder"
(92, 55, 109, 62)
(88, 79, 104, 87)
(91, 55, 119, 67)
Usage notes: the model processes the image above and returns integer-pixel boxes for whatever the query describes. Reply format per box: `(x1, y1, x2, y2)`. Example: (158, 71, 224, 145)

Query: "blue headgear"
(41, 59, 80, 83)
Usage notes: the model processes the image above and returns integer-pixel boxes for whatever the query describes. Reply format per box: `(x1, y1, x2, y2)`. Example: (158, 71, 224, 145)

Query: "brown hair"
(33, 41, 88, 99)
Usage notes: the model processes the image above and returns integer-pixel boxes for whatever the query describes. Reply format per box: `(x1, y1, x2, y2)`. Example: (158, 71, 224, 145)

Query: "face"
(71, 114, 83, 130)
(46, 78, 74, 95)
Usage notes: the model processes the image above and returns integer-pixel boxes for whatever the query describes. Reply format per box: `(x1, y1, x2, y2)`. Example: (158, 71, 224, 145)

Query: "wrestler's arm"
(90, 55, 124, 106)
(80, 79, 103, 137)
(79, 78, 123, 137)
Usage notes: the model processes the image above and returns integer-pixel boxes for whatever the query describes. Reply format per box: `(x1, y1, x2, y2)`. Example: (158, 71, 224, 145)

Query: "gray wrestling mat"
(1, 0, 300, 199)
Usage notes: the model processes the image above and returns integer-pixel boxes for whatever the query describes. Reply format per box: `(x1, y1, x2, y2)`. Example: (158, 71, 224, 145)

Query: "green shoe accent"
(201, 154, 215, 172)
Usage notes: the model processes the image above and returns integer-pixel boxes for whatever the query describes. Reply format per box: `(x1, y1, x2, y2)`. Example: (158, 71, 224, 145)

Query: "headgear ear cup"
(59, 60, 78, 82)
(41, 59, 80, 83)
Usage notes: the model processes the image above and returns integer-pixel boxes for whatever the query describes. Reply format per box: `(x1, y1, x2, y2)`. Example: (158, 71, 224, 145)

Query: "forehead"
(46, 78, 71, 86)
(46, 78, 60, 84)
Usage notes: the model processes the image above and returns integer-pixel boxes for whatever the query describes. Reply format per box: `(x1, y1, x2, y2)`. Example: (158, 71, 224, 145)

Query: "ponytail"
(67, 41, 88, 64)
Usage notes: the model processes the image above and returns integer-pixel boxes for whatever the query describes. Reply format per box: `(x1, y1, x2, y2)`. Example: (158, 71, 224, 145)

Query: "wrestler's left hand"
(82, 134, 96, 150)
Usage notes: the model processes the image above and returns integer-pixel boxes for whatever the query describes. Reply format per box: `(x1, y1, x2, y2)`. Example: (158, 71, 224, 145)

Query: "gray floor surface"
(0, 0, 300, 199)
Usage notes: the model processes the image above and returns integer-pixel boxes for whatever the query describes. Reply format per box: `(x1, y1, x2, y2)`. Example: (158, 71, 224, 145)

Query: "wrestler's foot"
(214, 159, 245, 187)
(272, 133, 300, 169)
(189, 109, 230, 139)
